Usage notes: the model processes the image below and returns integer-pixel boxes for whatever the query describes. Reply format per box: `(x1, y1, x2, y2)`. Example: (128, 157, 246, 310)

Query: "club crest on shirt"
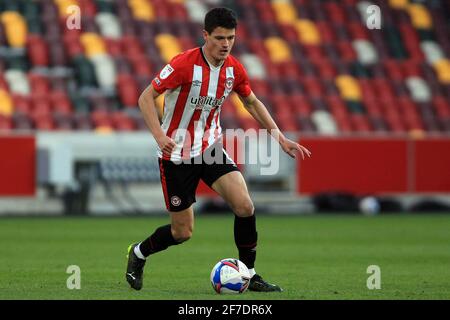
(160, 64, 174, 79)
(225, 77, 234, 90)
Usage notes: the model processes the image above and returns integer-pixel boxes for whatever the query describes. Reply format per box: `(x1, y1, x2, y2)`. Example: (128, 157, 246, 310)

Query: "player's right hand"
(157, 136, 177, 156)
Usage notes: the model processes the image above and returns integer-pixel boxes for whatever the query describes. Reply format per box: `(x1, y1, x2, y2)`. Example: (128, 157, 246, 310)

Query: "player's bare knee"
(233, 199, 254, 217)
(172, 227, 193, 243)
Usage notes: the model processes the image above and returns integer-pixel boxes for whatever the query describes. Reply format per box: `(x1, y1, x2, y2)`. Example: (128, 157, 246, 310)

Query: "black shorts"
(158, 145, 240, 212)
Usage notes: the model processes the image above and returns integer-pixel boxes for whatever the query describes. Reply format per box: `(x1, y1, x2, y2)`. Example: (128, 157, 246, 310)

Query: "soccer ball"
(210, 258, 251, 294)
(359, 196, 380, 215)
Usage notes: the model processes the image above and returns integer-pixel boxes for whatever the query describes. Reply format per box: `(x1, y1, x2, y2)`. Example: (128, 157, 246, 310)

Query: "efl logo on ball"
(210, 258, 251, 294)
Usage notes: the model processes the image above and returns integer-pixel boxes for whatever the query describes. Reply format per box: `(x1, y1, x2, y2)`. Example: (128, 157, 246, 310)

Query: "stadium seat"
(5, 70, 30, 95)
(80, 32, 107, 57)
(352, 39, 378, 65)
(311, 110, 338, 135)
(155, 33, 182, 63)
(272, 1, 298, 25)
(335, 75, 362, 101)
(295, 20, 321, 45)
(48, 41, 69, 66)
(1, 11, 28, 48)
(90, 53, 117, 90)
(117, 74, 139, 107)
(129, 0, 155, 22)
(433, 59, 450, 84)
(72, 55, 97, 88)
(0, 0, 448, 134)
(33, 114, 56, 131)
(408, 4, 433, 29)
(264, 37, 292, 63)
(96, 12, 122, 39)
(27, 35, 50, 67)
(405, 76, 432, 102)
(73, 112, 93, 130)
(0, 114, 12, 131)
(0, 89, 13, 116)
(11, 94, 31, 115)
(51, 91, 73, 115)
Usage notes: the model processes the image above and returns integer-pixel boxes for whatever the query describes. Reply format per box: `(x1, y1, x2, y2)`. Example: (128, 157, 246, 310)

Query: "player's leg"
(126, 158, 200, 290)
(136, 206, 193, 258)
(202, 147, 282, 292)
(126, 207, 193, 291)
(210, 171, 257, 270)
(210, 171, 282, 292)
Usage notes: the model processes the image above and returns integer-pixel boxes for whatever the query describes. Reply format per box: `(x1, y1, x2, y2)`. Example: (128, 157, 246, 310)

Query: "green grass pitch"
(0, 214, 449, 300)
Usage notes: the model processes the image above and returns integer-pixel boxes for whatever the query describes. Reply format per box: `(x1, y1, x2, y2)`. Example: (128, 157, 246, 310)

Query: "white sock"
(133, 243, 146, 260)
(248, 268, 256, 277)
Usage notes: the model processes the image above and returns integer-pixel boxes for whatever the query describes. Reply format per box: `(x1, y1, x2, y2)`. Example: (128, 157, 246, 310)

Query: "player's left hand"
(280, 138, 311, 160)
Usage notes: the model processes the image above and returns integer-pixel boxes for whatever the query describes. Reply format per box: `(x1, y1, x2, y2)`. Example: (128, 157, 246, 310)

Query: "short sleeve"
(233, 62, 252, 98)
(151, 55, 186, 94)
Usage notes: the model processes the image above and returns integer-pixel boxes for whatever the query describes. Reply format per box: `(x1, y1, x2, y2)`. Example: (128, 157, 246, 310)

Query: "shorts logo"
(171, 196, 181, 207)
(160, 64, 174, 79)
(153, 77, 161, 86)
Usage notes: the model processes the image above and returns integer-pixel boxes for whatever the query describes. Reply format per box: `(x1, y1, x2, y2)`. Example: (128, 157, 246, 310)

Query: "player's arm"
(138, 85, 176, 156)
(239, 92, 311, 159)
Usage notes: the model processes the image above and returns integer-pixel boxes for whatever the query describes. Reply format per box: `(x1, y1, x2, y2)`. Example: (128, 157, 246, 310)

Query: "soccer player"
(126, 7, 311, 291)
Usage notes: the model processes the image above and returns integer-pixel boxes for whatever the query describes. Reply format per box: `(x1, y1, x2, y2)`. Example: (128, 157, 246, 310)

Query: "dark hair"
(204, 7, 237, 34)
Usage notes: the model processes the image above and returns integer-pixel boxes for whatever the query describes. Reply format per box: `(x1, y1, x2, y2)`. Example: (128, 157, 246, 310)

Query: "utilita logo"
(190, 96, 225, 110)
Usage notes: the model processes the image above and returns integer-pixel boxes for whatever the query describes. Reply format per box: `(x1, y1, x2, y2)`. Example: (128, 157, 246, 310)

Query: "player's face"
(203, 27, 235, 62)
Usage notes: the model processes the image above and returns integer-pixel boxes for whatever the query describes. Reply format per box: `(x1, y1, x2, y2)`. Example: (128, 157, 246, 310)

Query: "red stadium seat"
(337, 41, 357, 62)
(302, 76, 324, 99)
(0, 115, 12, 131)
(364, 100, 383, 117)
(315, 21, 335, 44)
(31, 95, 52, 118)
(11, 94, 31, 114)
(51, 91, 73, 115)
(290, 94, 312, 116)
(1, 0, 447, 135)
(104, 38, 123, 57)
(0, 75, 8, 90)
(433, 96, 450, 118)
(402, 60, 423, 78)
(121, 36, 144, 58)
(348, 22, 370, 40)
(29, 73, 51, 95)
(334, 115, 353, 133)
(315, 59, 336, 80)
(350, 114, 372, 132)
(112, 112, 136, 131)
(324, 2, 346, 25)
(27, 35, 49, 67)
(250, 79, 270, 96)
(78, 0, 97, 17)
(33, 114, 55, 131)
(129, 55, 153, 77)
(383, 59, 404, 81)
(117, 74, 139, 107)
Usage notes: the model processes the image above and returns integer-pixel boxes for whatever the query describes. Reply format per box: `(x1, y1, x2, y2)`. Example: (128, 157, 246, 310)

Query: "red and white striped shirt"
(151, 47, 252, 161)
